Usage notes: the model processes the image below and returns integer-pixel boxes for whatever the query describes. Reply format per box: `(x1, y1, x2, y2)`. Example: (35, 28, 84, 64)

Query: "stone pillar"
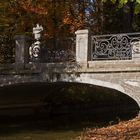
(75, 29, 90, 67)
(14, 35, 30, 64)
(131, 41, 140, 60)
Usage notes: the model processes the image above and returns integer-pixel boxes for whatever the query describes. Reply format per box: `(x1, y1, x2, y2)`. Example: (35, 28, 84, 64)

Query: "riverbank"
(76, 113, 140, 140)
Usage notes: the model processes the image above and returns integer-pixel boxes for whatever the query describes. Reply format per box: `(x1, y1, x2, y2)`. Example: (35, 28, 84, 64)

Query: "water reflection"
(0, 107, 138, 140)
(0, 82, 139, 139)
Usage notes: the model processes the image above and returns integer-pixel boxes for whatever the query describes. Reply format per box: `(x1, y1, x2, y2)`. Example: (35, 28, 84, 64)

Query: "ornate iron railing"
(91, 33, 140, 60)
(0, 35, 15, 63)
(30, 37, 76, 63)
(0, 35, 75, 64)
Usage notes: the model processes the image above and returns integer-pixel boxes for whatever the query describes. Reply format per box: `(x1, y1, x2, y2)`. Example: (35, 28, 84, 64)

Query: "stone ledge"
(88, 60, 140, 68)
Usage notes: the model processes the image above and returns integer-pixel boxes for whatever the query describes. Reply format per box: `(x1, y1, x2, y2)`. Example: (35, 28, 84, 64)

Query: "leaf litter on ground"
(76, 114, 140, 140)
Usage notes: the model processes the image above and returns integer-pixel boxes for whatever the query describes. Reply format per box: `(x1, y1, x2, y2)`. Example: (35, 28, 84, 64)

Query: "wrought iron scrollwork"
(0, 35, 14, 63)
(29, 41, 41, 60)
(91, 33, 140, 60)
(29, 24, 43, 62)
(29, 37, 75, 63)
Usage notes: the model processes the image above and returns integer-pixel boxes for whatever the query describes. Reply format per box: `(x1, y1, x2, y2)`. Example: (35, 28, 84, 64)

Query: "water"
(0, 107, 138, 140)
(0, 83, 139, 140)
(0, 113, 99, 140)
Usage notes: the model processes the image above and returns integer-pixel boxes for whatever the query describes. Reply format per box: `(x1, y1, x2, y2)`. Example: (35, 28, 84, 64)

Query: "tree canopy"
(102, 0, 140, 14)
(1, 0, 140, 38)
(1, 0, 95, 38)
(0, 0, 140, 63)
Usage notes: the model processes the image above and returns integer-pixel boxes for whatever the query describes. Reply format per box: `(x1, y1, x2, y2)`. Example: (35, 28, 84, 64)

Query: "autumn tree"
(102, 0, 140, 33)
(1, 0, 94, 39)
(1, 0, 140, 37)
(102, 0, 140, 14)
(0, 0, 96, 62)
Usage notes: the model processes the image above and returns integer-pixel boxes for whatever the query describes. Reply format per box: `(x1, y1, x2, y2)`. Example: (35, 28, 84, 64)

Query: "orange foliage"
(11, 0, 48, 15)
(63, 16, 85, 33)
(9, 0, 86, 38)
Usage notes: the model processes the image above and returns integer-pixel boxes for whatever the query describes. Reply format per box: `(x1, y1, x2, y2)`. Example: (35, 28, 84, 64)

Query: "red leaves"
(77, 114, 140, 140)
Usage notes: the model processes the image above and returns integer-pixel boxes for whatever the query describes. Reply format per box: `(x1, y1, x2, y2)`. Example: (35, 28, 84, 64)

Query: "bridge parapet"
(75, 29, 140, 68)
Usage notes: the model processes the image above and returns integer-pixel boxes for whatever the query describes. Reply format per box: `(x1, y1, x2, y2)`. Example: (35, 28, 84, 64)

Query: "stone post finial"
(30, 24, 43, 62)
(33, 24, 43, 40)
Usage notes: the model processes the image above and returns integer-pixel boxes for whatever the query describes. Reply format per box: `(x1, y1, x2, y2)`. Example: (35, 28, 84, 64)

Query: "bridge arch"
(41, 81, 139, 116)
(0, 78, 139, 119)
(56, 73, 140, 109)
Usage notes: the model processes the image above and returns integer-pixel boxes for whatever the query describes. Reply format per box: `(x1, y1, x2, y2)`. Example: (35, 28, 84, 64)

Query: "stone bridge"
(0, 60, 140, 108)
(0, 29, 140, 109)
